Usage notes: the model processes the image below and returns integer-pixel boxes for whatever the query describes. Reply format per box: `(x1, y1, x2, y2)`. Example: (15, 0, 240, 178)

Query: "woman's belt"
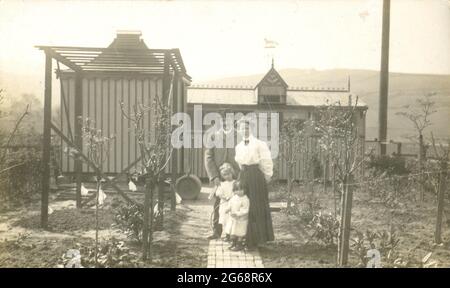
(241, 164, 259, 169)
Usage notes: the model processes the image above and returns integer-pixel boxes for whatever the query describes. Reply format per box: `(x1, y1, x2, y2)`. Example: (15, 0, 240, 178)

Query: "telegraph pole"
(378, 0, 390, 155)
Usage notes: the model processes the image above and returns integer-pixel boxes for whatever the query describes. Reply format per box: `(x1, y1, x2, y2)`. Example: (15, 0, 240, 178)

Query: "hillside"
(196, 69, 450, 141)
(1, 69, 449, 141)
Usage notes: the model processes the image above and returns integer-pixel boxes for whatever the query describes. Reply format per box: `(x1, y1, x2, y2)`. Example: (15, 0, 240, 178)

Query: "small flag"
(175, 192, 182, 204)
(153, 203, 160, 218)
(264, 38, 278, 48)
(80, 183, 89, 196)
(128, 180, 137, 192)
(98, 187, 107, 206)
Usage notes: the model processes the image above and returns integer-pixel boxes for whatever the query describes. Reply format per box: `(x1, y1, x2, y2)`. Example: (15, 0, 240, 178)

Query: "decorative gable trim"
(256, 67, 289, 88)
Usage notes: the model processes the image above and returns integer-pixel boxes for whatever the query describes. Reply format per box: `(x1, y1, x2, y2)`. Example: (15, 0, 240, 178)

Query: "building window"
(261, 95, 280, 103)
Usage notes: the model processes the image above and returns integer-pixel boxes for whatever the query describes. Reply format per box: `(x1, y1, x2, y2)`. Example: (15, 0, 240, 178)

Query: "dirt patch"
(12, 209, 115, 233)
(0, 189, 211, 268)
(263, 182, 450, 267)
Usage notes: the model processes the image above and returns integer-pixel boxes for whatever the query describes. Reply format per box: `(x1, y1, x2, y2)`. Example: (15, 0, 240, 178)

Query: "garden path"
(186, 186, 264, 268)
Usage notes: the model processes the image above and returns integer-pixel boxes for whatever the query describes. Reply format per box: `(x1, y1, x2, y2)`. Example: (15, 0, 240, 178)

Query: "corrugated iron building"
(56, 31, 191, 175)
(185, 65, 368, 181)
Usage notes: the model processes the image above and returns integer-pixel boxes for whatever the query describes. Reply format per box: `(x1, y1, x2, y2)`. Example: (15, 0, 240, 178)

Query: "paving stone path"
(207, 238, 264, 268)
(187, 186, 264, 268)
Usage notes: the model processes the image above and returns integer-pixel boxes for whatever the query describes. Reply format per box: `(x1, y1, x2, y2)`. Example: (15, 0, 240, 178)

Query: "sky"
(0, 0, 449, 84)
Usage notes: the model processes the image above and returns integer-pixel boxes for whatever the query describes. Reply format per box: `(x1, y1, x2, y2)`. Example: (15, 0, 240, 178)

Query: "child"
(227, 180, 250, 251)
(214, 163, 235, 242)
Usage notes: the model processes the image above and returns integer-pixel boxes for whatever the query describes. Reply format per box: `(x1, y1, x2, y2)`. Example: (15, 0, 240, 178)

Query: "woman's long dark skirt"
(240, 164, 274, 247)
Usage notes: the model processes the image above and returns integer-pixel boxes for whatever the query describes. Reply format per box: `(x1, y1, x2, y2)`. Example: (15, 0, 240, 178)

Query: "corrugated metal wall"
(60, 75, 165, 174)
(184, 137, 365, 181)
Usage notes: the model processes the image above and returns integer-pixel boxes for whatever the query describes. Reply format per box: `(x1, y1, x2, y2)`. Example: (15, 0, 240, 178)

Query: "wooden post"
(378, 0, 390, 156)
(435, 161, 447, 244)
(156, 179, 164, 230)
(338, 174, 354, 266)
(74, 73, 83, 208)
(162, 51, 171, 105)
(323, 156, 328, 195)
(419, 134, 425, 202)
(171, 74, 178, 211)
(142, 179, 151, 261)
(332, 163, 337, 218)
(156, 51, 171, 222)
(397, 142, 402, 156)
(287, 165, 292, 209)
(41, 52, 52, 229)
(149, 183, 155, 259)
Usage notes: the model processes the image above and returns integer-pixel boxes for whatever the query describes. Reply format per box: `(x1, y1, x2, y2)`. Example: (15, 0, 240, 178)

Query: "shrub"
(367, 155, 410, 176)
(350, 228, 400, 267)
(287, 194, 321, 223)
(308, 212, 339, 247)
(310, 154, 323, 179)
(0, 145, 43, 209)
(114, 204, 145, 243)
(79, 237, 139, 268)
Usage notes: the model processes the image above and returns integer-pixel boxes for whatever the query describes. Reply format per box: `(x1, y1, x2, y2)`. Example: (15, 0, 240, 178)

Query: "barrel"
(175, 174, 202, 200)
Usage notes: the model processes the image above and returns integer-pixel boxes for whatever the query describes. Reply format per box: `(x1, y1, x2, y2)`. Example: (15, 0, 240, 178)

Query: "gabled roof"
(256, 66, 289, 88)
(187, 65, 366, 108)
(87, 31, 163, 69)
(36, 31, 190, 79)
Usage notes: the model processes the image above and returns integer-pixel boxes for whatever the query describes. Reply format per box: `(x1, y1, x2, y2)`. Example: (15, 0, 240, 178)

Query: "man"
(204, 110, 240, 240)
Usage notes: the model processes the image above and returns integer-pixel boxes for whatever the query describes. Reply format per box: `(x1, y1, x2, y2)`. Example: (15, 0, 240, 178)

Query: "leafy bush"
(350, 228, 400, 267)
(114, 204, 145, 243)
(79, 237, 139, 268)
(365, 170, 417, 208)
(308, 212, 339, 247)
(0, 145, 43, 209)
(310, 154, 323, 179)
(377, 230, 400, 263)
(367, 155, 410, 176)
(287, 194, 321, 224)
(351, 230, 370, 267)
(407, 158, 444, 196)
(392, 251, 439, 268)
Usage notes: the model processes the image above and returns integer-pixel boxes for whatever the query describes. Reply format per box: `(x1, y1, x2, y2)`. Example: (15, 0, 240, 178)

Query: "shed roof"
(187, 87, 366, 107)
(188, 87, 257, 105)
(36, 32, 190, 80)
(286, 90, 366, 107)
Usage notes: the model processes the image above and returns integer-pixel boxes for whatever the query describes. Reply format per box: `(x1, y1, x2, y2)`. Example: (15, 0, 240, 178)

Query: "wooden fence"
(365, 140, 450, 160)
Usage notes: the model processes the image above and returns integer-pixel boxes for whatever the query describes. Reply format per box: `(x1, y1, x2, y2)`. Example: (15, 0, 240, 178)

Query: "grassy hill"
(1, 68, 449, 142)
(196, 69, 450, 141)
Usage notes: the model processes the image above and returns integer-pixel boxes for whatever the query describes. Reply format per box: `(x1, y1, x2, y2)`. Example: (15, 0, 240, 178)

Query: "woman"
(235, 117, 274, 248)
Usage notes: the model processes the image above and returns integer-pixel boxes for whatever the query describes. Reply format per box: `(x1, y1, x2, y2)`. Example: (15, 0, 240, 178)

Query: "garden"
(0, 89, 449, 268)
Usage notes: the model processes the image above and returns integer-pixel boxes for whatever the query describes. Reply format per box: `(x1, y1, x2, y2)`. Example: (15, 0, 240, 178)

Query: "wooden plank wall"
(60, 76, 165, 174)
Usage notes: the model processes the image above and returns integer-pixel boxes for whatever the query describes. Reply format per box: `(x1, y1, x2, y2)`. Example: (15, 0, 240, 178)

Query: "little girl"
(214, 163, 235, 242)
(227, 180, 250, 251)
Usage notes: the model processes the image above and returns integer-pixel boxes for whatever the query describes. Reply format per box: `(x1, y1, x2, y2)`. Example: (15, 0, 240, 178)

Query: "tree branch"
(0, 104, 29, 165)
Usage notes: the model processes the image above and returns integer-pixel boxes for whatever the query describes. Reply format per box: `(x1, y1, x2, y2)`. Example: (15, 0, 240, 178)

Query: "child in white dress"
(227, 180, 250, 251)
(214, 163, 235, 242)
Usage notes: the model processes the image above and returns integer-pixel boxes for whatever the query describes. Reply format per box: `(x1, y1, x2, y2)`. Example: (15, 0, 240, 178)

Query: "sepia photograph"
(0, 0, 449, 270)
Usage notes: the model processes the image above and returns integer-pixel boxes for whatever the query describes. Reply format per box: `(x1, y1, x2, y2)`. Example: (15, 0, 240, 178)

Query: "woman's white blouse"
(235, 135, 273, 181)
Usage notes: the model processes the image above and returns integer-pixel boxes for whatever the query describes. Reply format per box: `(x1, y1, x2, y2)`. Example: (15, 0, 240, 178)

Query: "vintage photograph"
(0, 0, 449, 268)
